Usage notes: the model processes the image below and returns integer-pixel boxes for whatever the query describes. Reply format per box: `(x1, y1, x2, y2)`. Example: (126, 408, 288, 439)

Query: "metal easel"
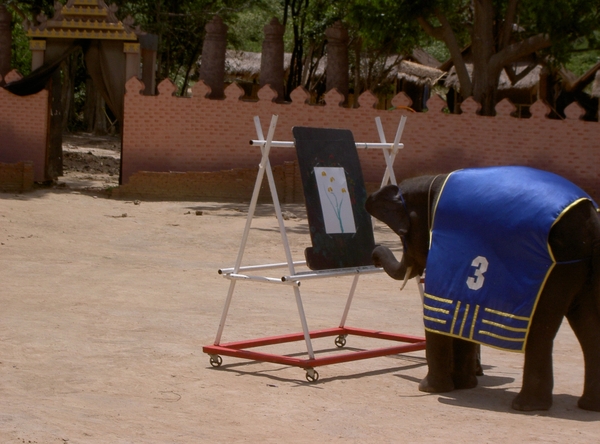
(203, 114, 425, 382)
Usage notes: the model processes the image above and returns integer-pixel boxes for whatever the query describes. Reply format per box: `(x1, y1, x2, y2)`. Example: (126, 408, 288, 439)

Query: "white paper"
(314, 167, 356, 234)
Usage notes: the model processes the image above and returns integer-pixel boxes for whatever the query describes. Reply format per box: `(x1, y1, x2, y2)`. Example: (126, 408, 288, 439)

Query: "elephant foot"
(418, 374, 454, 393)
(578, 395, 600, 412)
(511, 392, 552, 411)
(452, 373, 478, 390)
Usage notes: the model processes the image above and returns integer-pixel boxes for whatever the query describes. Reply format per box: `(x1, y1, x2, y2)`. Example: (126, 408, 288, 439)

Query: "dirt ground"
(0, 136, 599, 442)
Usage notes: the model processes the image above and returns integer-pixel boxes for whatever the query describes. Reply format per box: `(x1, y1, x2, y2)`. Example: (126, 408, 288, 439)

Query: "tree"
(354, 0, 600, 115)
(116, 0, 267, 95)
(0, 4, 11, 78)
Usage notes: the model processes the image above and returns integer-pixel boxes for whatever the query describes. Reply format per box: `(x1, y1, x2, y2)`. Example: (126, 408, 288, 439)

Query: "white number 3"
(466, 256, 488, 290)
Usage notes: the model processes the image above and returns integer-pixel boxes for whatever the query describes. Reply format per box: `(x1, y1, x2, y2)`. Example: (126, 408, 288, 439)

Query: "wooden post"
(325, 21, 349, 104)
(260, 17, 285, 102)
(199, 16, 228, 99)
(139, 34, 158, 96)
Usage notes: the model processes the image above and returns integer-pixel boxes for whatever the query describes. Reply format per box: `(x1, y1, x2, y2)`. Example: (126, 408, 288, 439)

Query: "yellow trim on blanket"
(469, 305, 480, 340)
(423, 303, 450, 315)
(459, 304, 470, 337)
(479, 330, 526, 342)
(484, 307, 530, 321)
(424, 315, 446, 325)
(482, 319, 528, 332)
(547, 197, 590, 262)
(428, 173, 453, 248)
(424, 293, 454, 304)
(451, 301, 461, 334)
(423, 327, 526, 353)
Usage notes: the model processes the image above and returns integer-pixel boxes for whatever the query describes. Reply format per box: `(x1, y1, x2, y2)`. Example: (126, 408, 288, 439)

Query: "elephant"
(365, 166, 600, 412)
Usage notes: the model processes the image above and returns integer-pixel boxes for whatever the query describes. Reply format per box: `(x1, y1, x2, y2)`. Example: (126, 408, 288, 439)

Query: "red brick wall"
(123, 77, 599, 201)
(0, 71, 48, 182)
(113, 161, 304, 203)
(0, 161, 34, 192)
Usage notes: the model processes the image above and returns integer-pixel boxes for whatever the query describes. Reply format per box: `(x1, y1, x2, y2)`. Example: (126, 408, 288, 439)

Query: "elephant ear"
(365, 184, 411, 236)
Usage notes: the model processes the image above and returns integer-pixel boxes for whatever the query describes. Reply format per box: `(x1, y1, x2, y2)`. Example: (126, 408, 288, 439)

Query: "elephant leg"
(566, 288, 600, 411)
(419, 330, 455, 393)
(512, 263, 585, 411)
(452, 338, 479, 389)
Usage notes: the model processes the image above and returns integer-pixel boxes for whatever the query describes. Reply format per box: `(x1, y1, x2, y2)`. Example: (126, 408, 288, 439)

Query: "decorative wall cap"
(425, 94, 446, 113)
(256, 84, 277, 102)
(123, 42, 140, 54)
(4, 69, 23, 83)
(29, 40, 46, 50)
(123, 77, 595, 124)
(495, 98, 517, 116)
(564, 102, 586, 120)
(460, 97, 481, 114)
(357, 90, 377, 109)
(27, 28, 137, 40)
(289, 86, 309, 105)
(391, 91, 412, 109)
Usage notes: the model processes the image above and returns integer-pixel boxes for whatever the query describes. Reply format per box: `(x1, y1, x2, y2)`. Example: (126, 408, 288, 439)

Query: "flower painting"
(314, 167, 356, 234)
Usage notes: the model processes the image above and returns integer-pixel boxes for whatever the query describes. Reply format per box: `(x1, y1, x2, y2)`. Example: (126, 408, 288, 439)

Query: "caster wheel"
(305, 368, 319, 382)
(209, 355, 223, 368)
(334, 335, 347, 348)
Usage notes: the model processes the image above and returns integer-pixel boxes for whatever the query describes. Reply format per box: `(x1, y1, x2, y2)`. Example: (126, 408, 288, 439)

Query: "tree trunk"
(471, 0, 498, 116)
(0, 5, 11, 81)
(284, 0, 308, 100)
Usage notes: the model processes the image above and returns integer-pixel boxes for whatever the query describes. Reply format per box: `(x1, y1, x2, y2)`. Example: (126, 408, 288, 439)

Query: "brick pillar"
(124, 42, 141, 81)
(199, 16, 228, 99)
(0, 5, 11, 79)
(260, 17, 285, 102)
(325, 21, 349, 103)
(30, 40, 46, 71)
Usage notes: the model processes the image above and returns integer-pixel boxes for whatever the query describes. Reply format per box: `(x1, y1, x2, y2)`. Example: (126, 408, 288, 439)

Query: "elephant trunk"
(372, 245, 417, 291)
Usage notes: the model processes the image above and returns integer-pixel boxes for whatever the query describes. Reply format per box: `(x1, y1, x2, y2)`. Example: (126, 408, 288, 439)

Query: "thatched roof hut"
(220, 50, 326, 82)
(444, 62, 542, 92)
(395, 60, 444, 86)
(214, 49, 443, 108)
(219, 50, 443, 87)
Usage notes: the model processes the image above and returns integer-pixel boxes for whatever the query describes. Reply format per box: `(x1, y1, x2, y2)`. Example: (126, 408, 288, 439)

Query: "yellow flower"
(321, 171, 327, 176)
(330, 177, 335, 182)
(341, 188, 347, 193)
(328, 187, 333, 192)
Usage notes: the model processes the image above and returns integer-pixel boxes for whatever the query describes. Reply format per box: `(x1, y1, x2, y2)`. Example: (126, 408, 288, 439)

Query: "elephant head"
(365, 175, 447, 288)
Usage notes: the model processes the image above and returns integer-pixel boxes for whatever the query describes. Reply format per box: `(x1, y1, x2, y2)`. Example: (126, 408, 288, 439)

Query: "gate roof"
(25, 0, 139, 41)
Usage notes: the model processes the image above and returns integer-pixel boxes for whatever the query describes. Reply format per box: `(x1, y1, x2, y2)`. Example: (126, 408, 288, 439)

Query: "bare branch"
(499, 0, 518, 50)
(417, 16, 444, 40)
(490, 33, 551, 72)
(504, 63, 537, 85)
(425, 9, 472, 97)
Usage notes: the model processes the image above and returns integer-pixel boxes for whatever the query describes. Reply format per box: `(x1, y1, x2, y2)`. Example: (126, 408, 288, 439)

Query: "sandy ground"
(0, 138, 599, 442)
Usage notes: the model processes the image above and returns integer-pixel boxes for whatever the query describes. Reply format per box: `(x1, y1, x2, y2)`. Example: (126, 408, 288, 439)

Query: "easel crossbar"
(250, 140, 405, 150)
(203, 327, 426, 369)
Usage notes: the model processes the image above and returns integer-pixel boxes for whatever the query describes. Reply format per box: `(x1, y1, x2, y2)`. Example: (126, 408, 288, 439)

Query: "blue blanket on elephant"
(423, 166, 596, 352)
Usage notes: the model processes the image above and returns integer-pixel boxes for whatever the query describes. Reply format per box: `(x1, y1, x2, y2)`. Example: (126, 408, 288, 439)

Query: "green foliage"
(9, 15, 31, 75)
(519, 0, 600, 66)
(6, 0, 57, 75)
(228, 0, 283, 52)
(5, 0, 600, 101)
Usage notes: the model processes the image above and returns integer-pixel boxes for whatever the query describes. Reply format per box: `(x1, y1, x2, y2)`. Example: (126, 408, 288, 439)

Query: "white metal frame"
(210, 114, 417, 373)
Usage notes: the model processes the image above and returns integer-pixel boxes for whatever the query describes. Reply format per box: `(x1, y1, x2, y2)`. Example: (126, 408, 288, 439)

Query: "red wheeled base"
(203, 326, 426, 382)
